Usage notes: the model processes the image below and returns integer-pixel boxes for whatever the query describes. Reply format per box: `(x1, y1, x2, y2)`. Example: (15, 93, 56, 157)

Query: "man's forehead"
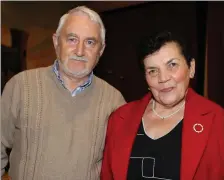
(64, 13, 99, 29)
(62, 14, 100, 35)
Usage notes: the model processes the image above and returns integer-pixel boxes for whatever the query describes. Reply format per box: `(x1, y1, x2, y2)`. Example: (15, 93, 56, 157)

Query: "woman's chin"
(159, 96, 179, 106)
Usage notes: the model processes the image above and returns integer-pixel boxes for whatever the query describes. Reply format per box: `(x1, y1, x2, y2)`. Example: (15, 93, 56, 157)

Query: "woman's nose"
(158, 70, 170, 83)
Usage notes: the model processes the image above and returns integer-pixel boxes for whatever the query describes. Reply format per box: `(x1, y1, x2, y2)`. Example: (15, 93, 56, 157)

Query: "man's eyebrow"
(67, 33, 77, 37)
(86, 37, 98, 41)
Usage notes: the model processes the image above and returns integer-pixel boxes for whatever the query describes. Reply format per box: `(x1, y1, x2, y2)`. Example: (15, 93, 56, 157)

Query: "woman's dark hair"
(137, 30, 193, 70)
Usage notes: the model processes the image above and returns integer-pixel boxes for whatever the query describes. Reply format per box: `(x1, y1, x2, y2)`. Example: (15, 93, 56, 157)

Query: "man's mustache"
(69, 55, 88, 62)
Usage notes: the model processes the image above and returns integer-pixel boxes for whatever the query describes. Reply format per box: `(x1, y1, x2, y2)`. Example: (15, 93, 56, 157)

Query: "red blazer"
(101, 88, 224, 180)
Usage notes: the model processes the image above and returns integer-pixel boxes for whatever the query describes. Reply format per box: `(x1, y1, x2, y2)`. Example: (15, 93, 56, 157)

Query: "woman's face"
(144, 42, 195, 107)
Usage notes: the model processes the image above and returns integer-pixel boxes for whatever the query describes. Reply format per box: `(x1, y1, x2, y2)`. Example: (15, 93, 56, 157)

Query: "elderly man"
(1, 6, 126, 180)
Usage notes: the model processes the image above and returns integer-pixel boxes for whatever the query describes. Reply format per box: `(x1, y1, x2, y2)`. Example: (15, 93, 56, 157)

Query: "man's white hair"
(56, 6, 106, 46)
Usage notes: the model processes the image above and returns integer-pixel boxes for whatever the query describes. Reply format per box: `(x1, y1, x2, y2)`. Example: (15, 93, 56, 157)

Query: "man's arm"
(113, 91, 126, 112)
(1, 76, 20, 176)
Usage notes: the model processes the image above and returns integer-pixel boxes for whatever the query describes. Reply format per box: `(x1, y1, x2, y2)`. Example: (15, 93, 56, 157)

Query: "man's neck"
(60, 71, 89, 92)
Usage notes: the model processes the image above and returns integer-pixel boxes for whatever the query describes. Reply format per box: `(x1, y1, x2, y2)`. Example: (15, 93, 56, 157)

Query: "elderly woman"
(101, 31, 224, 180)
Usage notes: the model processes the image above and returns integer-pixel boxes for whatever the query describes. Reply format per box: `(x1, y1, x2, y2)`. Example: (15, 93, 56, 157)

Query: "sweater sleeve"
(1, 76, 21, 176)
(112, 90, 126, 112)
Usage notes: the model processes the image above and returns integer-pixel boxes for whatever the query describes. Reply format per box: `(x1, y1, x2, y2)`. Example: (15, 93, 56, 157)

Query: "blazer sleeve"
(219, 109, 224, 177)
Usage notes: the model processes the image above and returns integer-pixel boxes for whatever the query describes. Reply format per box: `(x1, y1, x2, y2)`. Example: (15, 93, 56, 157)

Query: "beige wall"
(25, 27, 56, 69)
(2, 25, 56, 69)
(1, 26, 11, 47)
(1, 2, 71, 69)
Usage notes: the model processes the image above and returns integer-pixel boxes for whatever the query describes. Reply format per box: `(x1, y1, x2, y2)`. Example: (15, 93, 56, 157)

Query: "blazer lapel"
(181, 89, 213, 180)
(117, 94, 151, 179)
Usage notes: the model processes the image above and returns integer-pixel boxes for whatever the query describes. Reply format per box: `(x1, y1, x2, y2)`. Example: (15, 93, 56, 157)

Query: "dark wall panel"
(95, 2, 198, 102)
(207, 2, 224, 107)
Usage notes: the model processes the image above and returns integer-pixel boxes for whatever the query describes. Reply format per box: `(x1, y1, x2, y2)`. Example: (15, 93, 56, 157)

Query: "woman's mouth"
(160, 87, 174, 92)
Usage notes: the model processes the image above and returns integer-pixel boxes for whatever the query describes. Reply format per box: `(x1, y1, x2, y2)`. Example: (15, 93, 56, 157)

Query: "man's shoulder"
(4, 67, 51, 91)
(93, 75, 121, 93)
(12, 66, 51, 81)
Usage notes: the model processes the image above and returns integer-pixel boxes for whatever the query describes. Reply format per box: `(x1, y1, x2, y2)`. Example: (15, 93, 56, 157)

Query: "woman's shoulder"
(111, 100, 140, 116)
(110, 93, 151, 119)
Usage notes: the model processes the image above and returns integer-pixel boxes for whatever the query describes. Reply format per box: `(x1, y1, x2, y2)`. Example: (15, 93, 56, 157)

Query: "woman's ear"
(189, 58, 196, 78)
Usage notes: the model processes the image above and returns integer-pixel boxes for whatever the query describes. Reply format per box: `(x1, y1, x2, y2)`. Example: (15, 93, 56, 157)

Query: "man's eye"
(68, 38, 78, 43)
(68, 38, 74, 41)
(86, 40, 95, 46)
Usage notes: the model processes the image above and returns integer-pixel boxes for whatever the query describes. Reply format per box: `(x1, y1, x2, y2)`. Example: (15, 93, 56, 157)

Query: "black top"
(127, 120, 183, 180)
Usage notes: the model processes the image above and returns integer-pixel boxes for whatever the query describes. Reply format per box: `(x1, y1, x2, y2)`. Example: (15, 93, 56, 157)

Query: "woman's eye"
(168, 62, 178, 68)
(147, 69, 158, 77)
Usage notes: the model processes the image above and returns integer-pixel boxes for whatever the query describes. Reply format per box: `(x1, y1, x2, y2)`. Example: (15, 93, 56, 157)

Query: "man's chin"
(68, 70, 90, 79)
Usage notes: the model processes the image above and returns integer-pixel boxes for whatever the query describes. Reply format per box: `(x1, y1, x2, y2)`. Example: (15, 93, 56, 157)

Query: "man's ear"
(189, 58, 196, 78)
(99, 43, 106, 57)
(52, 33, 59, 49)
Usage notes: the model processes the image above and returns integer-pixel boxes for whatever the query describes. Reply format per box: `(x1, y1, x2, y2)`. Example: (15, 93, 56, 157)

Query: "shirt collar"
(52, 60, 93, 96)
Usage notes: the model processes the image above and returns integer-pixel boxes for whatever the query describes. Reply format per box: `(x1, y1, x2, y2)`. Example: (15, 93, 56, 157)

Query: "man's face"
(53, 13, 104, 79)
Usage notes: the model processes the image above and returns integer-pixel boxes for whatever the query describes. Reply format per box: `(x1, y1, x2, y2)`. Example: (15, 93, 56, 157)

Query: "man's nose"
(75, 41, 85, 57)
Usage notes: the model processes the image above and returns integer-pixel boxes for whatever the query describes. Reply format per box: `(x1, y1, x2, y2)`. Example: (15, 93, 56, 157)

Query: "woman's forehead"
(144, 43, 184, 63)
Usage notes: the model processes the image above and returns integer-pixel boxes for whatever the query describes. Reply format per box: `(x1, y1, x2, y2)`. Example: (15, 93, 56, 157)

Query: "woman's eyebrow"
(166, 58, 180, 64)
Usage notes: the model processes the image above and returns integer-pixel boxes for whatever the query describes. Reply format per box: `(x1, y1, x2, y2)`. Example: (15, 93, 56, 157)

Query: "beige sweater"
(1, 66, 126, 180)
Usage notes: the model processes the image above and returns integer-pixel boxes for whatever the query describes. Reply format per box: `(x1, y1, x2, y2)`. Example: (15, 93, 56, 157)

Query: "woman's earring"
(148, 87, 151, 91)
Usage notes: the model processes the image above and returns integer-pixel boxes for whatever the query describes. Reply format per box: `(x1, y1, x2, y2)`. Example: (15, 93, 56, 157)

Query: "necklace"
(152, 99, 185, 119)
